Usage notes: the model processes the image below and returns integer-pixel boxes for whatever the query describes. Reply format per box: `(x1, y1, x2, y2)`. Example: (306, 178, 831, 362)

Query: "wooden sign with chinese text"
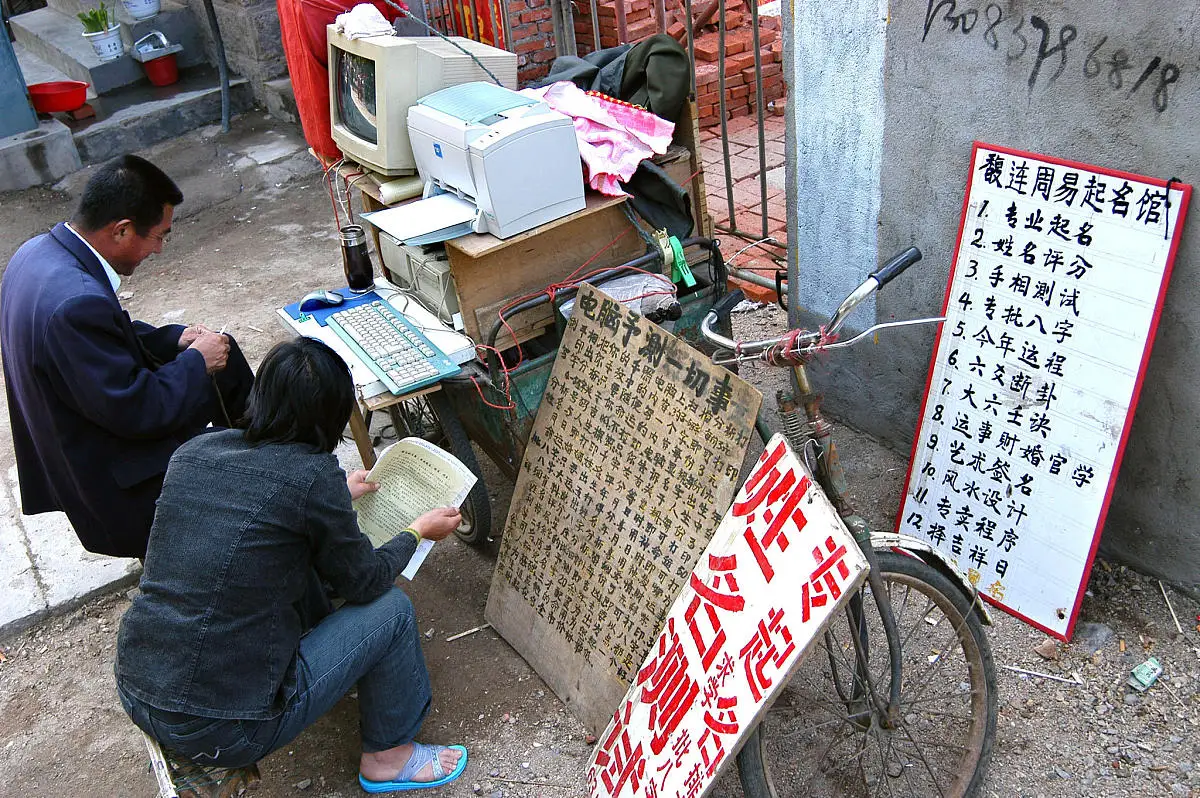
(897, 143, 1191, 639)
(587, 435, 870, 798)
(486, 284, 762, 734)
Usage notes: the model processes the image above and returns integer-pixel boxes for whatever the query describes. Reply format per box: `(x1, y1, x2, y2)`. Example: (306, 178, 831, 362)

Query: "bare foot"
(360, 742, 464, 783)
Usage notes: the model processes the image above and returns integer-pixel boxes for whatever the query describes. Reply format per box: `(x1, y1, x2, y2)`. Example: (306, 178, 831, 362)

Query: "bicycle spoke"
(739, 555, 995, 798)
(901, 614, 979, 709)
(891, 736, 972, 754)
(893, 714, 950, 798)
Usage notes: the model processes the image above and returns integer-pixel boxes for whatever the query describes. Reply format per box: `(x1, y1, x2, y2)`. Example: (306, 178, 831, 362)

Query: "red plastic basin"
(28, 81, 90, 114)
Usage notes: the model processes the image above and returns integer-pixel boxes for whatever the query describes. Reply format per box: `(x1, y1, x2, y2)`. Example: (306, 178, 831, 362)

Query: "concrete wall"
(186, 0, 287, 100)
(784, 0, 1200, 585)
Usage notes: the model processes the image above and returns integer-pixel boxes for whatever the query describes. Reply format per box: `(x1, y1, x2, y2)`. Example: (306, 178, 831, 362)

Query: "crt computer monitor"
(328, 28, 518, 177)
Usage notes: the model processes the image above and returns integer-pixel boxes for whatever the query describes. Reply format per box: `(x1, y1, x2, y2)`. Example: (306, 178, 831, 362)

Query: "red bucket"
(142, 53, 179, 87)
(28, 81, 90, 113)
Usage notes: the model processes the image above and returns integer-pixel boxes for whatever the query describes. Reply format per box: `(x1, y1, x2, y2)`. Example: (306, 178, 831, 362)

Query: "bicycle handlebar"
(870, 246, 922, 289)
(700, 246, 943, 363)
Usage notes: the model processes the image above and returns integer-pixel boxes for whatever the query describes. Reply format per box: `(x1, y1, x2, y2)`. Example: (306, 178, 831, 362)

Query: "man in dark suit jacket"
(1, 154, 254, 558)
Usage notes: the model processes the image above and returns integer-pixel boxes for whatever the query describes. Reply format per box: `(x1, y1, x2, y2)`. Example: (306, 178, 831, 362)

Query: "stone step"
(64, 65, 256, 164)
(51, 0, 204, 61)
(13, 39, 83, 89)
(9, 5, 207, 95)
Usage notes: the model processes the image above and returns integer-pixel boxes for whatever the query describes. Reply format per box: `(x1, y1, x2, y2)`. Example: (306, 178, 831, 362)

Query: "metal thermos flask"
(340, 224, 375, 293)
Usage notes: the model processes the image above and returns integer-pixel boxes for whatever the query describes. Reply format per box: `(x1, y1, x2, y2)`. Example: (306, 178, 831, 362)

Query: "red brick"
(694, 33, 720, 61)
(757, 28, 777, 46)
(532, 47, 557, 62)
(730, 85, 750, 99)
(668, 21, 685, 38)
(507, 0, 527, 12)
(760, 16, 780, 31)
(724, 11, 744, 28)
(515, 38, 544, 53)
(538, 21, 554, 32)
(726, 52, 756, 74)
(723, 30, 752, 55)
(761, 62, 782, 78)
(695, 62, 720, 83)
(723, 73, 745, 88)
(627, 19, 657, 38)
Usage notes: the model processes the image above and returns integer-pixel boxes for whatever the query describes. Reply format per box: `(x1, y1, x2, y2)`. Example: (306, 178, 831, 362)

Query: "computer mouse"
(299, 290, 346, 312)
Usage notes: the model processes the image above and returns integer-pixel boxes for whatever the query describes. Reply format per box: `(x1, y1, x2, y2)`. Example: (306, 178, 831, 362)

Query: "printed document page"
(354, 437, 477, 579)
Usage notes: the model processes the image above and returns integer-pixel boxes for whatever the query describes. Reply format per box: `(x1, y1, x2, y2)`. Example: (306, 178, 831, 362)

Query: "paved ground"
(3, 106, 1200, 798)
(0, 106, 786, 638)
(698, 113, 787, 303)
(0, 112, 320, 639)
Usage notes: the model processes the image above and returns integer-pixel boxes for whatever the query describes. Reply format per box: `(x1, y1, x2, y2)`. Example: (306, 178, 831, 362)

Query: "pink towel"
(522, 82, 675, 196)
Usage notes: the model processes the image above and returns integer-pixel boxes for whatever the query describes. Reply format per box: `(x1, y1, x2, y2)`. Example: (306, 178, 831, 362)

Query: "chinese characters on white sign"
(897, 143, 1190, 638)
(589, 435, 869, 798)
(486, 284, 762, 734)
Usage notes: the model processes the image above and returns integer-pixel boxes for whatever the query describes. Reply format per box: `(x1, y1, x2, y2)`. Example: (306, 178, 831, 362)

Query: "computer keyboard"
(326, 300, 460, 395)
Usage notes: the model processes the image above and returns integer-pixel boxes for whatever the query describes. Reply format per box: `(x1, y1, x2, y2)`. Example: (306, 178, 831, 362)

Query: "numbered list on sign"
(897, 144, 1188, 637)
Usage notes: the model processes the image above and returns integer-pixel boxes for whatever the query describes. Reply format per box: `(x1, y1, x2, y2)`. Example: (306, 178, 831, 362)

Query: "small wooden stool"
(141, 730, 261, 798)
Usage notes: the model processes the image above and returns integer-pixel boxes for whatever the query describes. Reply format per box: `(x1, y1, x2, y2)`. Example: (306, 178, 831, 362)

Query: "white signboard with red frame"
(896, 142, 1190, 639)
(588, 435, 869, 798)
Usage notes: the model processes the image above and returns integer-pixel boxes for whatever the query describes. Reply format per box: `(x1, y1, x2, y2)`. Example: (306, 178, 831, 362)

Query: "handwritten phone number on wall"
(921, 1, 1181, 112)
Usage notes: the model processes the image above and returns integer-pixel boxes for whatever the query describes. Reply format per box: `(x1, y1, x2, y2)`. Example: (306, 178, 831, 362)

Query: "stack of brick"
(692, 16, 783, 127)
(507, 0, 558, 84)
(572, 0, 663, 50)
(570, 1, 785, 128)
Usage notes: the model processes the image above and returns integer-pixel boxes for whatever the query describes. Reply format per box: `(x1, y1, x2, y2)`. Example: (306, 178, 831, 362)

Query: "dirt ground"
(1, 167, 1199, 798)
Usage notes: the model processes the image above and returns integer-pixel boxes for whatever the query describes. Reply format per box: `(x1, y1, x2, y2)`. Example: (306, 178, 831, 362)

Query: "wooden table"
(333, 101, 713, 354)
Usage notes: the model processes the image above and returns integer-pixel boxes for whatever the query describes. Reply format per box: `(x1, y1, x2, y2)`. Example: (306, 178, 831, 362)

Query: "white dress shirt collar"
(64, 222, 121, 294)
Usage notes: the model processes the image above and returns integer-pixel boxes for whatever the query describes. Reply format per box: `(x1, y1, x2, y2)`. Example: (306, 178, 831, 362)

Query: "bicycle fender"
(869, 532, 995, 625)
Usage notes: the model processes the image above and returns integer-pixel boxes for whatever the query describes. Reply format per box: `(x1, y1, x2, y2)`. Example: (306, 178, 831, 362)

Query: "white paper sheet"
(362, 193, 477, 245)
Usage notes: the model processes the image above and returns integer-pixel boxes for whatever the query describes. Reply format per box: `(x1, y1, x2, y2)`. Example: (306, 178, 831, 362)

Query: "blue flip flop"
(359, 743, 468, 793)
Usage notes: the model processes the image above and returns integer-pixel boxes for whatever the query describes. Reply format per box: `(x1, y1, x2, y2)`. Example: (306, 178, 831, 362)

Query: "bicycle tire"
(424, 391, 492, 546)
(737, 550, 997, 798)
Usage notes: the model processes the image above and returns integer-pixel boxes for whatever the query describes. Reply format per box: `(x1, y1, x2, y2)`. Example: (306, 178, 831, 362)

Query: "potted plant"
(121, 0, 160, 22)
(78, 2, 123, 63)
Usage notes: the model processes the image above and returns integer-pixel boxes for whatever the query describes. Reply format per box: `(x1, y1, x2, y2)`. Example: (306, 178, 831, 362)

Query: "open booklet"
(353, 437, 477, 579)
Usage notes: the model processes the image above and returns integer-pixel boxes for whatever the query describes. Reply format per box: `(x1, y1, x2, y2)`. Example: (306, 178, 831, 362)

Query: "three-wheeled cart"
(370, 237, 733, 545)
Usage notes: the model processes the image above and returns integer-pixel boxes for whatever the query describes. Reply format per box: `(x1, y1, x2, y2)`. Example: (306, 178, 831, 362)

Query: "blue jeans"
(119, 587, 431, 768)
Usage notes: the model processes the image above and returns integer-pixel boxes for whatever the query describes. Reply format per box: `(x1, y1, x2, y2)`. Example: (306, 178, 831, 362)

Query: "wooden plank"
(485, 283, 763, 735)
(474, 297, 556, 352)
(446, 196, 645, 345)
(448, 193, 627, 259)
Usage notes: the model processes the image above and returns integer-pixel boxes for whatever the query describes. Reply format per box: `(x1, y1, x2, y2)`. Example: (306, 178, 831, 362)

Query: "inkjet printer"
(364, 81, 586, 243)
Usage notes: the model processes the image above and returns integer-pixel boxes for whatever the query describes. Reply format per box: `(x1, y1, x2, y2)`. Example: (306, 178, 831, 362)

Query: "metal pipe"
(749, 0, 768, 241)
(589, 0, 601, 52)
(728, 266, 780, 293)
(717, 0, 735, 233)
(200, 0, 230, 132)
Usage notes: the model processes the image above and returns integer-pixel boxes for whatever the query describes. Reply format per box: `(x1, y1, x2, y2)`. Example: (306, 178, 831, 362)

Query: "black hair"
(73, 154, 184, 236)
(242, 338, 354, 453)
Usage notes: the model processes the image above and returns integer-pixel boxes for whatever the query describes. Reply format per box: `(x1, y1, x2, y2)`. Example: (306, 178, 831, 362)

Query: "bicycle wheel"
(425, 391, 492, 546)
(737, 550, 997, 798)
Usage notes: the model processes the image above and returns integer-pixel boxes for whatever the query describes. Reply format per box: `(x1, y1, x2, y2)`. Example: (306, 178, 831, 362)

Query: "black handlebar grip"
(871, 247, 922, 289)
(710, 288, 745, 320)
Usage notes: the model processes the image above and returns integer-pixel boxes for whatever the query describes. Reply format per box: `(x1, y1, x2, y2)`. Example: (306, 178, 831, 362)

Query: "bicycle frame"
(704, 247, 993, 725)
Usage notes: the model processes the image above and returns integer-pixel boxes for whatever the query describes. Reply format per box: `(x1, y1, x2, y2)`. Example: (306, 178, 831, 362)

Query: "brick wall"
(569, 1, 786, 127)
(507, 0, 558, 84)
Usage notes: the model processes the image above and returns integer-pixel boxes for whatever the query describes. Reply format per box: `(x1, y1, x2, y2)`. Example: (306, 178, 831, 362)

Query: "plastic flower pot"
(83, 25, 123, 62)
(131, 31, 183, 86)
(142, 53, 178, 86)
(121, 0, 160, 20)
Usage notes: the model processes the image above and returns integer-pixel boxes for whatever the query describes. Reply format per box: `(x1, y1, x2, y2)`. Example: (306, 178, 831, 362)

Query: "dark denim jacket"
(115, 429, 417, 720)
